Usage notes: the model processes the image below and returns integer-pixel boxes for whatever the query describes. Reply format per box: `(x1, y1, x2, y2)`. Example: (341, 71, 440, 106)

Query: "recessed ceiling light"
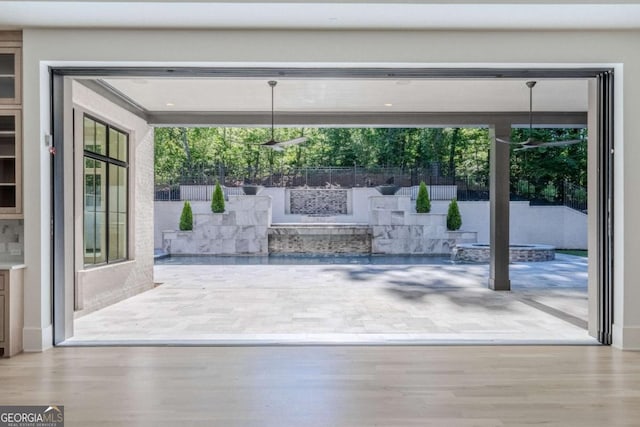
(384, 103, 393, 107)
(166, 102, 175, 107)
(328, 17, 338, 22)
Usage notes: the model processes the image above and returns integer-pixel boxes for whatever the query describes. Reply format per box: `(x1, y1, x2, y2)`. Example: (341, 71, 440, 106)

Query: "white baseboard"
(612, 324, 640, 350)
(23, 324, 53, 352)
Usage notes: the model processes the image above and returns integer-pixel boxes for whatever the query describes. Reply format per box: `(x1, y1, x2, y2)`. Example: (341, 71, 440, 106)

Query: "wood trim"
(0, 268, 24, 357)
(14, 109, 21, 216)
(0, 31, 22, 43)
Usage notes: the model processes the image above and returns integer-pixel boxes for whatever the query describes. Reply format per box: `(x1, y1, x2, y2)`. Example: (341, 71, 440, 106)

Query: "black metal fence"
(160, 165, 452, 188)
(155, 166, 459, 200)
(510, 179, 587, 213)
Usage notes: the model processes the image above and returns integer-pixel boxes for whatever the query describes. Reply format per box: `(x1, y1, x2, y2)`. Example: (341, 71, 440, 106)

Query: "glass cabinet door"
(0, 48, 20, 105)
(0, 111, 21, 216)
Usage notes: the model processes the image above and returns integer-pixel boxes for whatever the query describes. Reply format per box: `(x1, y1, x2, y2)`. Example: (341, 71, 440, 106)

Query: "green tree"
(179, 201, 193, 231)
(447, 199, 462, 231)
(154, 126, 587, 199)
(416, 181, 431, 213)
(154, 127, 188, 182)
(211, 182, 225, 213)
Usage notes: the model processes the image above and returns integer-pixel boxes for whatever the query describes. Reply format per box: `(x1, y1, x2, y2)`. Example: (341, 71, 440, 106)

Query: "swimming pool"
(154, 253, 456, 265)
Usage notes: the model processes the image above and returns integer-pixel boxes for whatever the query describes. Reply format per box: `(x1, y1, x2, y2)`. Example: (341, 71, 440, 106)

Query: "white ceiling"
(1, 1, 640, 30)
(101, 78, 589, 113)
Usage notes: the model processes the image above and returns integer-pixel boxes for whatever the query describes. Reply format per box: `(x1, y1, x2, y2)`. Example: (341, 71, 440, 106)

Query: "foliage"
(154, 126, 587, 200)
(542, 181, 558, 202)
(211, 182, 225, 213)
(179, 201, 193, 231)
(509, 128, 587, 195)
(446, 199, 462, 231)
(416, 181, 431, 213)
(155, 126, 493, 179)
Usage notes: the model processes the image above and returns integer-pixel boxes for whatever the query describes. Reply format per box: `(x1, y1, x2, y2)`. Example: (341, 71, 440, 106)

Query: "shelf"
(0, 158, 15, 183)
(0, 52, 14, 75)
(0, 115, 15, 132)
(0, 136, 14, 157)
(0, 186, 16, 208)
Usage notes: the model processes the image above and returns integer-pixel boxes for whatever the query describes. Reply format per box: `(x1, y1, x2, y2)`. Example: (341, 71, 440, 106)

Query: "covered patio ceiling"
(82, 77, 589, 127)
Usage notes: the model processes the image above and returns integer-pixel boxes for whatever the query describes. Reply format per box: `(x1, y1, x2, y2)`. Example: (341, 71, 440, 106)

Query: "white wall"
(156, 199, 586, 250)
(19, 28, 638, 349)
(429, 201, 587, 249)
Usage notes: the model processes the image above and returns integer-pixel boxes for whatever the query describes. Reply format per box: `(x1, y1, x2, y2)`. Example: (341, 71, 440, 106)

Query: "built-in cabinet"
(0, 267, 24, 357)
(0, 110, 21, 216)
(0, 35, 22, 219)
(0, 47, 21, 106)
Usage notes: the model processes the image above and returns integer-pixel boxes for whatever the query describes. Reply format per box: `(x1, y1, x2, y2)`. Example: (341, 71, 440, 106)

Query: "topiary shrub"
(416, 181, 431, 213)
(211, 182, 225, 213)
(447, 198, 462, 231)
(179, 201, 193, 231)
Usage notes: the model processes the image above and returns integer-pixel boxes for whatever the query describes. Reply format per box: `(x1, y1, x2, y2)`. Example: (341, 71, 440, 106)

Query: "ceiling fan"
(496, 81, 583, 151)
(255, 80, 308, 151)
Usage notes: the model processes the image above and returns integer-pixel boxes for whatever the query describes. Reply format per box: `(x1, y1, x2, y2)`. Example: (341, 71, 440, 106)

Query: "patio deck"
(68, 254, 595, 345)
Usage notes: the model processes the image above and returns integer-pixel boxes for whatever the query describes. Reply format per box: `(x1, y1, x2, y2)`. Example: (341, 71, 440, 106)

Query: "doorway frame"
(50, 65, 614, 345)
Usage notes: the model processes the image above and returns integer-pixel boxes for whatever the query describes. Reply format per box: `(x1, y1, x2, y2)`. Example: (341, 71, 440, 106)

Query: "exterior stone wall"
(73, 82, 155, 317)
(369, 196, 477, 255)
(163, 196, 271, 255)
(268, 225, 371, 253)
(454, 243, 555, 263)
(288, 189, 350, 215)
(156, 195, 586, 250)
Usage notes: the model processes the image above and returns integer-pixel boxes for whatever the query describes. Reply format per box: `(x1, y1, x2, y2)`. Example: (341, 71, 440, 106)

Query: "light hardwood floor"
(1, 346, 639, 426)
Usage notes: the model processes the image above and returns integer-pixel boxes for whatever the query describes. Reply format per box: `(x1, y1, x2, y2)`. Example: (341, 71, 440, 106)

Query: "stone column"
(489, 122, 511, 291)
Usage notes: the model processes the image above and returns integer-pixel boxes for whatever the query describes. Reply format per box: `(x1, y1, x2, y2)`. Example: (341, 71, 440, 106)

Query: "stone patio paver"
(69, 254, 594, 344)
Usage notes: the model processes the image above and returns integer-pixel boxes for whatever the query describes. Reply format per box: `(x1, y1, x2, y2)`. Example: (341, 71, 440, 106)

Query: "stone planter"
(375, 185, 400, 195)
(242, 184, 262, 195)
(162, 196, 272, 255)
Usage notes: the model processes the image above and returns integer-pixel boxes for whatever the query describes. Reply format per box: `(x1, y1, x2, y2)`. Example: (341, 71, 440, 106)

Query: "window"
(83, 115, 128, 266)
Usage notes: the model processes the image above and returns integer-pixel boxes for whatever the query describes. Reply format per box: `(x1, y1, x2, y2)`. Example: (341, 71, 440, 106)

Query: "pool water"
(155, 254, 456, 266)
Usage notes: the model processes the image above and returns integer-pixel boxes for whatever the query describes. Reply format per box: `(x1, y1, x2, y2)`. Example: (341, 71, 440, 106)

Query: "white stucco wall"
(428, 201, 587, 249)
(155, 199, 586, 250)
(18, 28, 638, 349)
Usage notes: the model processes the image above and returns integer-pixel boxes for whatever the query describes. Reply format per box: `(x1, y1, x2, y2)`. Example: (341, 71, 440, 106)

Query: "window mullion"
(83, 114, 129, 267)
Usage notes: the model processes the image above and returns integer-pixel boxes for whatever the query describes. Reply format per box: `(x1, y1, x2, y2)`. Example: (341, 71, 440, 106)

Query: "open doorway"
(51, 67, 616, 348)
